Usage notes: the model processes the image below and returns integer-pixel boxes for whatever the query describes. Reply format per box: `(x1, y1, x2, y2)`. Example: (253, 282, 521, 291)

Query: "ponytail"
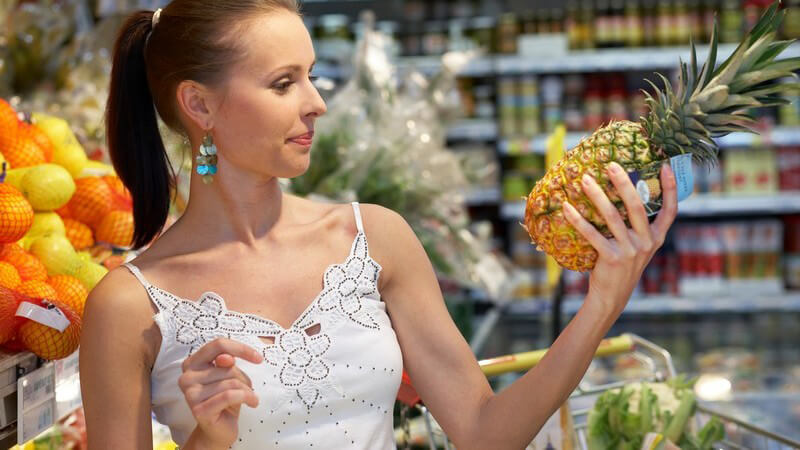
(106, 11, 173, 250)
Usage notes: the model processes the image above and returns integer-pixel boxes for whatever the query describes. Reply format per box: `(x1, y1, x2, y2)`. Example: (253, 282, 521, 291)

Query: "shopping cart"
(395, 334, 800, 450)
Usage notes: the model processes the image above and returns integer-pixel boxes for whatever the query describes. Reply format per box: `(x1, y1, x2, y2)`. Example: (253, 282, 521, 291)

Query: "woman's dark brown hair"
(106, 0, 299, 249)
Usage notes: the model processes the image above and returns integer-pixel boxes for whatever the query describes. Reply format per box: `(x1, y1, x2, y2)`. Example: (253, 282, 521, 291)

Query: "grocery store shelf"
(399, 41, 800, 76)
(678, 192, 800, 216)
(562, 293, 800, 315)
(397, 55, 495, 77)
(446, 118, 498, 141)
(499, 127, 800, 155)
(463, 186, 501, 205)
(500, 192, 800, 220)
(504, 293, 800, 316)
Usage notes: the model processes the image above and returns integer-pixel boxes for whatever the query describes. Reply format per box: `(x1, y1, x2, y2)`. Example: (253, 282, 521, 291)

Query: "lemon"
(4, 167, 31, 190)
(26, 212, 66, 238)
(69, 260, 108, 290)
(20, 164, 76, 211)
(31, 113, 88, 178)
(29, 234, 79, 275)
(76, 250, 92, 262)
(79, 160, 115, 178)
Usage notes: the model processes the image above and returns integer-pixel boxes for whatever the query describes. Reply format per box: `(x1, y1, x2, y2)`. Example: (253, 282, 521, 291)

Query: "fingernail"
(608, 162, 622, 174)
(582, 174, 592, 185)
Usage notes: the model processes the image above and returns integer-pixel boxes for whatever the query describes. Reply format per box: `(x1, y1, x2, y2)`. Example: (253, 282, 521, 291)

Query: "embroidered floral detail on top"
(150, 290, 283, 354)
(264, 328, 333, 409)
(126, 229, 383, 411)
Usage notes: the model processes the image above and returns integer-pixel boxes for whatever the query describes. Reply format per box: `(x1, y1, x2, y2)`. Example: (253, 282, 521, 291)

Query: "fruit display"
(523, 5, 800, 272)
(0, 98, 132, 361)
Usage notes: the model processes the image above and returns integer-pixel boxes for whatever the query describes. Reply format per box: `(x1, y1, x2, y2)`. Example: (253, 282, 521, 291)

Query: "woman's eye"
(274, 80, 293, 92)
(309, 75, 319, 82)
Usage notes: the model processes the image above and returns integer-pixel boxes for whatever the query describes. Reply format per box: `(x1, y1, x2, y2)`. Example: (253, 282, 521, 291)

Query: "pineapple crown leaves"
(641, 1, 800, 166)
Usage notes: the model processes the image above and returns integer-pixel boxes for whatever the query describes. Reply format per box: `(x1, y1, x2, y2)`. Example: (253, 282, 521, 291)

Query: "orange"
(0, 242, 25, 259)
(1, 122, 47, 169)
(94, 210, 134, 248)
(0, 99, 18, 132)
(0, 183, 34, 243)
(15, 279, 59, 300)
(66, 177, 112, 226)
(63, 218, 94, 250)
(28, 124, 54, 162)
(18, 298, 81, 360)
(102, 175, 132, 212)
(0, 261, 21, 289)
(47, 275, 87, 316)
(0, 286, 27, 345)
(55, 202, 72, 219)
(2, 251, 47, 282)
(0, 100, 19, 158)
(102, 254, 126, 271)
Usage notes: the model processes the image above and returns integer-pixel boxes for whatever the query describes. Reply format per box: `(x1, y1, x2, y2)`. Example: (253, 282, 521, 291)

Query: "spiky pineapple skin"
(524, 121, 666, 272)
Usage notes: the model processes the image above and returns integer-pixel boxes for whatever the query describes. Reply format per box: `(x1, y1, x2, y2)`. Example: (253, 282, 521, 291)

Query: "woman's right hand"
(179, 338, 264, 449)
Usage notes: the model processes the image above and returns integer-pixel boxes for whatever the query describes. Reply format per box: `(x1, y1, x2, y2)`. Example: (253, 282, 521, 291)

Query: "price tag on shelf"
(17, 362, 56, 445)
(55, 351, 82, 420)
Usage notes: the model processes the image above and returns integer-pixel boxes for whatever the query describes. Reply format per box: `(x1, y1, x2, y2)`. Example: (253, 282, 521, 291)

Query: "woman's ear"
(175, 80, 217, 131)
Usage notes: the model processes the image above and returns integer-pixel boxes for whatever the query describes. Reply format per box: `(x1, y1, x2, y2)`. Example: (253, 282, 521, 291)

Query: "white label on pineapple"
(669, 153, 694, 202)
(16, 302, 70, 332)
(626, 154, 695, 216)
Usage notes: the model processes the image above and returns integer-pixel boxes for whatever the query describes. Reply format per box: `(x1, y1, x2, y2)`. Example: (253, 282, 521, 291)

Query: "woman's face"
(211, 10, 326, 179)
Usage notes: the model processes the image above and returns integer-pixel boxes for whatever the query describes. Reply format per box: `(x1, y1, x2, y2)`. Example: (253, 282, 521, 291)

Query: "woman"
(79, 1, 678, 449)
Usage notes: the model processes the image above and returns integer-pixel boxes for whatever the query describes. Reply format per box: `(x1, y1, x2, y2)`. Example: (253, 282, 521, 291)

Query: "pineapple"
(525, 3, 800, 272)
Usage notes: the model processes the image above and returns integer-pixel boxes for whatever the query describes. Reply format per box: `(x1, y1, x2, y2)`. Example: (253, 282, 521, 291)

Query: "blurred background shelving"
(296, 0, 800, 385)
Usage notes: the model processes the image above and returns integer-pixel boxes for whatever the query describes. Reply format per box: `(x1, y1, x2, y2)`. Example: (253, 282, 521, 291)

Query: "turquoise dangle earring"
(196, 131, 218, 184)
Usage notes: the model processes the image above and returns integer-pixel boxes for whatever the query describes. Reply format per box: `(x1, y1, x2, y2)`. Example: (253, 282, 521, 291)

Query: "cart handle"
(478, 334, 635, 377)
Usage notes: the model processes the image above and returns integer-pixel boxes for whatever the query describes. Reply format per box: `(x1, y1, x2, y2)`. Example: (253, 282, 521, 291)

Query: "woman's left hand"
(563, 161, 678, 318)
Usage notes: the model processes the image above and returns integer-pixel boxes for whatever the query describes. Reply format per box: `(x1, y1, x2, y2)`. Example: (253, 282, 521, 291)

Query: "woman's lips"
(288, 131, 314, 147)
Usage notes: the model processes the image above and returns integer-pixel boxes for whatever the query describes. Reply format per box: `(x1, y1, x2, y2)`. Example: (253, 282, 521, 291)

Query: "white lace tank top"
(123, 203, 404, 449)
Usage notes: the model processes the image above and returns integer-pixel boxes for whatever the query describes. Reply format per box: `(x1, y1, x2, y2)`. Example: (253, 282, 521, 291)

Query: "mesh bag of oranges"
(1, 285, 81, 360)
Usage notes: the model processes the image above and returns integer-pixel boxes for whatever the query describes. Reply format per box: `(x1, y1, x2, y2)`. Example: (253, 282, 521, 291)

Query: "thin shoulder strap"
(351, 202, 364, 234)
(123, 262, 152, 288)
(122, 262, 176, 313)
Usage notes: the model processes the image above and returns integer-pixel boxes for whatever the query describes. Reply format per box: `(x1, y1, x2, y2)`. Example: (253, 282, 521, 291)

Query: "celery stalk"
(663, 391, 697, 443)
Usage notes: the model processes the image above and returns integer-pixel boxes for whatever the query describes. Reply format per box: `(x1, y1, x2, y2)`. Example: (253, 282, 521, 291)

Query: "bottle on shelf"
(624, 0, 645, 48)
(688, 0, 704, 43)
(656, 0, 674, 46)
(641, 0, 658, 47)
(610, 0, 627, 47)
(468, 16, 496, 53)
(520, 10, 537, 35)
(720, 0, 744, 43)
(541, 76, 565, 133)
(580, 0, 597, 48)
(519, 76, 541, 138)
(701, 0, 719, 43)
(673, 0, 693, 45)
(784, 0, 800, 39)
(497, 77, 519, 138)
(566, 0, 584, 49)
(595, 0, 613, 48)
(496, 12, 519, 54)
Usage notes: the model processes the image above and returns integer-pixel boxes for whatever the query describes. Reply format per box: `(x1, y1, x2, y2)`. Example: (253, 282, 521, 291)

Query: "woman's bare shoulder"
(82, 265, 160, 366)
(346, 203, 415, 280)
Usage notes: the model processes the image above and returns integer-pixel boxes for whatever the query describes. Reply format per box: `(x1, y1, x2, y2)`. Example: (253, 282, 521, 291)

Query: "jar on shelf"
(496, 13, 519, 54)
(468, 16, 496, 53)
(422, 21, 448, 55)
(314, 14, 353, 63)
